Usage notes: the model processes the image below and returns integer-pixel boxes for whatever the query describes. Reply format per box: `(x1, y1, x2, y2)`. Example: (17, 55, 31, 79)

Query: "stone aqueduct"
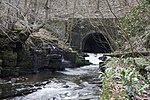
(69, 18, 118, 53)
(43, 0, 139, 53)
(47, 18, 118, 53)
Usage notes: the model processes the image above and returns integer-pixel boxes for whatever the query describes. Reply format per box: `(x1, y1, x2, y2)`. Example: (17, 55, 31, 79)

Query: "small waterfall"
(11, 53, 103, 100)
(85, 53, 103, 64)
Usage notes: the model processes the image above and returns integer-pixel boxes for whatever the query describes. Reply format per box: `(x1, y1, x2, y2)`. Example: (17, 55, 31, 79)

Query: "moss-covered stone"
(0, 32, 7, 37)
(0, 66, 2, 76)
(0, 59, 2, 66)
(75, 57, 90, 67)
(0, 38, 5, 47)
(64, 50, 90, 67)
(0, 82, 17, 98)
(51, 39, 58, 44)
(30, 36, 43, 47)
(65, 50, 78, 63)
(0, 38, 10, 48)
(0, 67, 21, 77)
(18, 32, 29, 42)
(2, 50, 17, 67)
(17, 45, 31, 70)
(0, 67, 11, 77)
(0, 52, 2, 59)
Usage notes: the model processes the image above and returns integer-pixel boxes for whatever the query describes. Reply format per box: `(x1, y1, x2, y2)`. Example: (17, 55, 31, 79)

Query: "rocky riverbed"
(0, 56, 104, 100)
(0, 53, 103, 100)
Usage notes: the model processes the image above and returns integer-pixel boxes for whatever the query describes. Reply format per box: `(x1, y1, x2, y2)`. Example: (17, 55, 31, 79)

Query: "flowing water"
(11, 53, 103, 100)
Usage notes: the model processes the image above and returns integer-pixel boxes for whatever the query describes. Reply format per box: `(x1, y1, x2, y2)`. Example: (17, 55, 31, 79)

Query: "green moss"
(0, 52, 2, 59)
(75, 58, 85, 66)
(65, 50, 90, 66)
(0, 32, 6, 37)
(51, 39, 58, 44)
(30, 36, 43, 47)
(0, 38, 5, 47)
(14, 28, 24, 34)
(2, 50, 17, 67)
(17, 45, 31, 69)
(1, 67, 21, 77)
(65, 50, 78, 63)
(0, 59, 2, 66)
(0, 66, 2, 75)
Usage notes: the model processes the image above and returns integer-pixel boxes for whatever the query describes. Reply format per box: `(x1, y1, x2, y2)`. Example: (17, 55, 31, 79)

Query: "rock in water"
(98, 56, 107, 61)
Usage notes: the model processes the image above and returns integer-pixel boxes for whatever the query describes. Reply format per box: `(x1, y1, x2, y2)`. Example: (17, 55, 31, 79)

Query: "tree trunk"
(44, 0, 49, 20)
(96, 0, 100, 11)
(7, 0, 12, 30)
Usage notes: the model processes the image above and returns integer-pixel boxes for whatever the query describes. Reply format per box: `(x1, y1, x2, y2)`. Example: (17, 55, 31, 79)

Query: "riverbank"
(0, 28, 90, 78)
(0, 60, 102, 99)
(99, 57, 150, 99)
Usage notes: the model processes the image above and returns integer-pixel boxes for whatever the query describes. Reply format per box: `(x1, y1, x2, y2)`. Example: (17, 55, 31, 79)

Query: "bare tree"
(96, 0, 100, 12)
(44, 0, 49, 20)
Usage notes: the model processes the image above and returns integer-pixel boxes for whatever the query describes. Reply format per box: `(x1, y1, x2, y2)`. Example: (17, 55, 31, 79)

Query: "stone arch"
(81, 32, 113, 53)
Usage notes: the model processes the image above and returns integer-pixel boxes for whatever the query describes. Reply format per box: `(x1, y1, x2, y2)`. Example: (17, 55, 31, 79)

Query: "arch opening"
(81, 32, 112, 53)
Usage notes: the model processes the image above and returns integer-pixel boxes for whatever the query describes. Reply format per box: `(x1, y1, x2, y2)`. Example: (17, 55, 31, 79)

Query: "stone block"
(0, 67, 20, 77)
(0, 66, 1, 76)
(64, 51, 78, 63)
(0, 60, 2, 66)
(2, 50, 17, 67)
(0, 38, 10, 48)
(17, 47, 31, 68)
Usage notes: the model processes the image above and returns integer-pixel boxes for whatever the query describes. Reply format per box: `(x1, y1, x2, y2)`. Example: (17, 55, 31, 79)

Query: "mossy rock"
(17, 45, 31, 69)
(75, 58, 90, 67)
(2, 50, 17, 67)
(18, 31, 30, 42)
(0, 32, 7, 37)
(0, 67, 20, 77)
(30, 36, 43, 47)
(0, 67, 11, 77)
(51, 39, 58, 44)
(13, 28, 24, 35)
(0, 59, 2, 66)
(65, 50, 78, 63)
(0, 83, 17, 98)
(0, 66, 2, 76)
(64, 50, 90, 67)
(0, 66, 31, 78)
(0, 38, 10, 47)
(0, 83, 13, 91)
(0, 52, 2, 59)
(0, 38, 5, 47)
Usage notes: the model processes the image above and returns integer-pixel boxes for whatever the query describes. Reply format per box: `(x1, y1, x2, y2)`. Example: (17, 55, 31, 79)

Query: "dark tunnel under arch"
(81, 32, 112, 53)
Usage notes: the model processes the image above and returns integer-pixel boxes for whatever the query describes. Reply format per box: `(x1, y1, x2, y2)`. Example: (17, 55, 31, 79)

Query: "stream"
(9, 53, 103, 100)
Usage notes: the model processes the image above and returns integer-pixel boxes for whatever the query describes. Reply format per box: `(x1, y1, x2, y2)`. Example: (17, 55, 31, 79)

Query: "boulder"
(0, 38, 10, 49)
(2, 51, 17, 67)
(64, 50, 90, 67)
(0, 67, 1, 76)
(30, 43, 64, 72)
(0, 60, 2, 66)
(17, 48, 31, 69)
(98, 56, 107, 61)
(0, 67, 20, 78)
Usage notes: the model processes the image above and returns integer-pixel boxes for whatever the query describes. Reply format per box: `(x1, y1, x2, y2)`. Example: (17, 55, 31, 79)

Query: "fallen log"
(104, 51, 150, 58)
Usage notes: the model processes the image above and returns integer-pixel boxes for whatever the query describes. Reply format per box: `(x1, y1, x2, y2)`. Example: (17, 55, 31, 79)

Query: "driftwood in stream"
(104, 51, 150, 58)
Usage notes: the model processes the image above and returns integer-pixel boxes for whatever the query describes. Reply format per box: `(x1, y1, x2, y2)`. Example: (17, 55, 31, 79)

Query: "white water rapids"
(11, 53, 104, 100)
